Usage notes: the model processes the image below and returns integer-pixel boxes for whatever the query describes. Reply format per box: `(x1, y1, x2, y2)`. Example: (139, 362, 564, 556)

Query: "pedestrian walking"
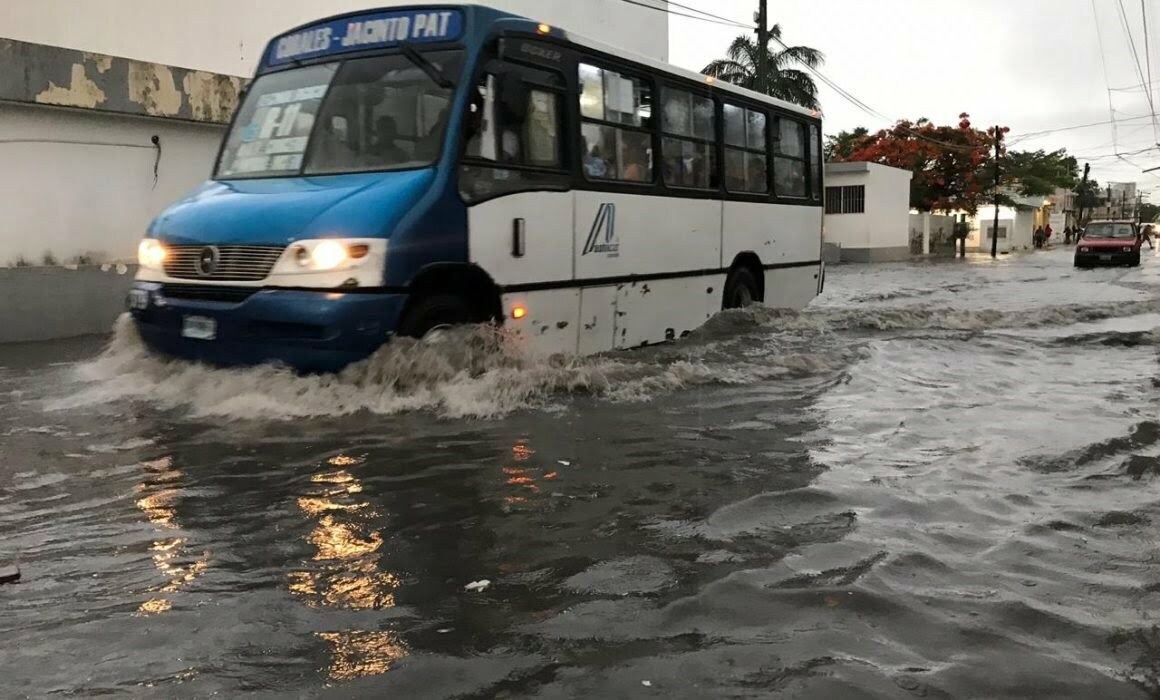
(1045, 223, 1054, 245)
(1064, 225, 1073, 244)
(1034, 226, 1045, 248)
(1141, 224, 1155, 250)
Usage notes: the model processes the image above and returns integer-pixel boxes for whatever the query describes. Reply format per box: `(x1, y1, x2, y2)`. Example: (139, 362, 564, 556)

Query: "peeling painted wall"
(0, 39, 243, 124)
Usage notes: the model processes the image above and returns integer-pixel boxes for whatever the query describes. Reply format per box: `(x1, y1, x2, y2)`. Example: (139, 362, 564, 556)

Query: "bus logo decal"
(582, 203, 619, 257)
(195, 246, 220, 277)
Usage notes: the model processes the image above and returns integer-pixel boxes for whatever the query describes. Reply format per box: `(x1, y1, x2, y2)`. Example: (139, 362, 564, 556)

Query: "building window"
(824, 185, 865, 214)
(723, 103, 768, 193)
(660, 87, 717, 189)
(773, 117, 807, 198)
(579, 63, 653, 183)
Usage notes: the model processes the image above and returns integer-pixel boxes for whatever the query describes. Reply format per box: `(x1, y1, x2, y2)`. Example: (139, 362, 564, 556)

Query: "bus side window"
(773, 117, 808, 198)
(460, 62, 567, 204)
(723, 103, 768, 194)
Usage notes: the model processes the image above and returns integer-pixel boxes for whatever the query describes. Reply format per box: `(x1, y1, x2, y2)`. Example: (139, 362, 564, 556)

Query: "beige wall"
(1, 0, 669, 76)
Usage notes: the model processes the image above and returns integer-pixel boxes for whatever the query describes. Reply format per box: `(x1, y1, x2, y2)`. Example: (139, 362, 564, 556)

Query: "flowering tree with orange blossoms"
(831, 114, 1002, 214)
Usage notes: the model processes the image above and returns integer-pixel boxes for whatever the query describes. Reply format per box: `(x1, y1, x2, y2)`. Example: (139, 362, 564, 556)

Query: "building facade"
(822, 162, 913, 262)
(0, 1, 669, 342)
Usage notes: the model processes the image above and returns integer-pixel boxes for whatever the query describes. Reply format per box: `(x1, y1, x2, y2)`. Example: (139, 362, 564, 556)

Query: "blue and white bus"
(128, 4, 825, 372)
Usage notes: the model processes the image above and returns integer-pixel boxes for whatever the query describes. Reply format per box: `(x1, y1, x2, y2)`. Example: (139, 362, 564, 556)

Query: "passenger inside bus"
(374, 116, 408, 163)
(621, 142, 649, 182)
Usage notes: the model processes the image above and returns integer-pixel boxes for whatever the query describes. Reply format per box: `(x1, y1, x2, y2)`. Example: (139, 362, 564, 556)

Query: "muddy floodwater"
(3, 247, 1160, 698)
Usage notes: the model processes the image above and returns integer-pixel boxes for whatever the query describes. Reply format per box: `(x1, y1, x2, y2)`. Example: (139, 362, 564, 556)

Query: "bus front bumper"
(127, 282, 407, 373)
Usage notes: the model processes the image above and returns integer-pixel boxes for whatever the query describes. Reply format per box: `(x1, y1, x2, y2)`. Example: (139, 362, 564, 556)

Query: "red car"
(1075, 220, 1141, 268)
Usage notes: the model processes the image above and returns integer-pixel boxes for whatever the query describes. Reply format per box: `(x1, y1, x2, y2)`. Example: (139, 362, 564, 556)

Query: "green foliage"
(824, 127, 869, 160)
(702, 26, 824, 109)
(1002, 149, 1079, 196)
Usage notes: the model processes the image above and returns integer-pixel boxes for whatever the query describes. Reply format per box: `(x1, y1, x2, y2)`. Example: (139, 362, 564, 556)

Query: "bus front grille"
(164, 245, 284, 281)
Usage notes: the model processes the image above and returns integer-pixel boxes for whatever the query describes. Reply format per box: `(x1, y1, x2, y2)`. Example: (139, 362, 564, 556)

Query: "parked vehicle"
(127, 4, 825, 372)
(1074, 220, 1141, 268)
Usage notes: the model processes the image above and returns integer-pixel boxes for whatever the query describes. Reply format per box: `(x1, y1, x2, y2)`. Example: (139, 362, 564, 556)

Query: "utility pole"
(991, 125, 1002, 259)
(755, 0, 769, 95)
(1077, 163, 1090, 227)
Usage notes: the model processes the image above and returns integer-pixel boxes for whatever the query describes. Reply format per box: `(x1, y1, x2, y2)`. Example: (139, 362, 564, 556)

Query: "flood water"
(3, 246, 1160, 698)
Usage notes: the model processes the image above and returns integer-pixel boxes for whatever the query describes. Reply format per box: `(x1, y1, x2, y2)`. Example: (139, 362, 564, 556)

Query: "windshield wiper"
(400, 42, 454, 89)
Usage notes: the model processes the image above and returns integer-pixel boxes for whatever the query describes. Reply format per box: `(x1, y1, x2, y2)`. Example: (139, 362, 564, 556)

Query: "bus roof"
(263, 3, 820, 120)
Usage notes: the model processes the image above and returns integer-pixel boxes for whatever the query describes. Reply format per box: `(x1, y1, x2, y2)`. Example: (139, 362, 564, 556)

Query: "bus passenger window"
(773, 118, 808, 198)
(464, 66, 562, 168)
(579, 63, 653, 183)
(459, 61, 567, 204)
(661, 88, 716, 189)
(724, 104, 768, 194)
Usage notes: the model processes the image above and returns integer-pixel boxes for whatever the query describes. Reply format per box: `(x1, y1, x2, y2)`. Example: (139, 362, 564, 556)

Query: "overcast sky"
(664, 0, 1160, 195)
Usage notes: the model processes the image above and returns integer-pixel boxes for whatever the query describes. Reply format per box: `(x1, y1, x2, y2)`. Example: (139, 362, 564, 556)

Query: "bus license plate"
(128, 289, 149, 310)
(182, 316, 217, 340)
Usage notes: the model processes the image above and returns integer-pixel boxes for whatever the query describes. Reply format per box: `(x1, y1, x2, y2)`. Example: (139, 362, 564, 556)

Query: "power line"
(1008, 114, 1154, 142)
(1116, 0, 1159, 140)
(1094, 0, 1124, 157)
(616, 0, 748, 29)
(1143, 0, 1156, 128)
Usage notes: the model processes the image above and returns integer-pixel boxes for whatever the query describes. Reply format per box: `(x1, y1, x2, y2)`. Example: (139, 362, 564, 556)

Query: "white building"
(0, 1, 669, 342)
(822, 162, 913, 262)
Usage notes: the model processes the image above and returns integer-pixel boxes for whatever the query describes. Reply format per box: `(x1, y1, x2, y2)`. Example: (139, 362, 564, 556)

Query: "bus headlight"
(138, 239, 167, 269)
(286, 239, 372, 271)
(272, 238, 383, 277)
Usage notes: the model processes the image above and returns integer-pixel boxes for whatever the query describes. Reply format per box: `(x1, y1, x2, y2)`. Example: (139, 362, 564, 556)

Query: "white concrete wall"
(822, 170, 871, 248)
(822, 163, 911, 252)
(0, 102, 223, 266)
(970, 207, 1035, 253)
(866, 164, 912, 249)
(1, 0, 669, 76)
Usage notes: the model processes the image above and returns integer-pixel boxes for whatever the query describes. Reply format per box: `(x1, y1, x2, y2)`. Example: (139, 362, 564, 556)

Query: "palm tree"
(702, 26, 824, 110)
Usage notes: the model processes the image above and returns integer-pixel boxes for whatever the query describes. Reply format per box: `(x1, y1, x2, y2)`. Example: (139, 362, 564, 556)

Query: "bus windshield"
(217, 50, 463, 179)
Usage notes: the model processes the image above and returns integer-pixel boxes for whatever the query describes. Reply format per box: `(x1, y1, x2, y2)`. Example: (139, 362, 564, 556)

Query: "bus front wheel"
(397, 294, 477, 339)
(723, 267, 761, 310)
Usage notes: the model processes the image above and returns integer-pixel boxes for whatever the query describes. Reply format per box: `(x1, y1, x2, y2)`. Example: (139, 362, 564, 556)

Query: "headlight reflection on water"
(133, 456, 210, 616)
(289, 453, 408, 682)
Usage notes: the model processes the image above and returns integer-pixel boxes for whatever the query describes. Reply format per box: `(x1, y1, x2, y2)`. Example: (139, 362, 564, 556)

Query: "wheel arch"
(401, 263, 503, 326)
(726, 251, 765, 303)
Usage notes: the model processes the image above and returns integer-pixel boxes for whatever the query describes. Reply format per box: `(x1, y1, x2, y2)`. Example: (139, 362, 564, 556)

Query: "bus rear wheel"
(397, 294, 478, 340)
(723, 267, 761, 309)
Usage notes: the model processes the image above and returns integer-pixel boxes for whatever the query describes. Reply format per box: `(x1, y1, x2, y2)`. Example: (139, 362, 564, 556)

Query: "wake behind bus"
(128, 4, 825, 372)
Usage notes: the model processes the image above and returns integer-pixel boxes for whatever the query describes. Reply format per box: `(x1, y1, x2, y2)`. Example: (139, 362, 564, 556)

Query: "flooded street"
(3, 246, 1160, 698)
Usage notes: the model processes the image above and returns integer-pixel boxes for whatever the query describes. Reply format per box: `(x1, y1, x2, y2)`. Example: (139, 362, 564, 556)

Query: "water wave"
(53, 315, 855, 420)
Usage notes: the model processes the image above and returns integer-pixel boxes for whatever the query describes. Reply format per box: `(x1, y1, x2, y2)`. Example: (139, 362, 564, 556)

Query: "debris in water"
(0, 564, 21, 584)
(464, 580, 491, 593)
(641, 680, 652, 687)
(558, 460, 571, 467)
(437, 628, 453, 634)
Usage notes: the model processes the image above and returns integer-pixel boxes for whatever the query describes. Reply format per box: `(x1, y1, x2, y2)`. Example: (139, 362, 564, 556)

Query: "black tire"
(397, 294, 478, 338)
(1132, 252, 1142, 267)
(723, 267, 761, 310)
